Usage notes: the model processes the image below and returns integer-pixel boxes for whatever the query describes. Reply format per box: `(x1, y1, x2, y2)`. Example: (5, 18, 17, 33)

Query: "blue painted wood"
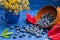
(58, 0, 60, 6)
(29, 0, 59, 10)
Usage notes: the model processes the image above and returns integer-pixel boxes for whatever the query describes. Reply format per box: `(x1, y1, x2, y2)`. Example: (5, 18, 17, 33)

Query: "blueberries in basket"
(37, 13, 55, 27)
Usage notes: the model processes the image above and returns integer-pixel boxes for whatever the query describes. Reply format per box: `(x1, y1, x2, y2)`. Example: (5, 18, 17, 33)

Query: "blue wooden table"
(0, 0, 59, 40)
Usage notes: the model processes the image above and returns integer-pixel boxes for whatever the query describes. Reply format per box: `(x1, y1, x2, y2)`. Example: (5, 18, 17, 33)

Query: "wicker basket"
(35, 6, 60, 29)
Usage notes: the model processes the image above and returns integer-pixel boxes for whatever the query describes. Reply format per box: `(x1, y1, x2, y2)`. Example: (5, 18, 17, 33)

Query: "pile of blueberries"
(19, 24, 44, 38)
(37, 14, 55, 27)
(10, 24, 49, 39)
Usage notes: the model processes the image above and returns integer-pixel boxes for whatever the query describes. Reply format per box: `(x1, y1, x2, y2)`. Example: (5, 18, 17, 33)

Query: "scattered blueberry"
(14, 33, 18, 36)
(19, 34, 23, 38)
(35, 32, 41, 38)
(23, 24, 26, 29)
(19, 36, 22, 38)
(44, 38, 50, 40)
(20, 28, 26, 33)
(13, 35, 17, 39)
(16, 30, 20, 33)
(45, 30, 48, 32)
(16, 27, 20, 30)
(29, 30, 34, 35)
(28, 34, 31, 38)
(22, 33, 26, 36)
(42, 32, 45, 35)
(30, 24, 34, 27)
(10, 26, 14, 29)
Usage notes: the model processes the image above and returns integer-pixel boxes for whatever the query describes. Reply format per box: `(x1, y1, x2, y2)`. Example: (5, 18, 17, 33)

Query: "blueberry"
(42, 32, 45, 35)
(43, 14, 48, 18)
(45, 30, 48, 32)
(29, 27, 33, 31)
(44, 19, 49, 22)
(24, 27, 29, 32)
(20, 29, 26, 33)
(30, 24, 34, 27)
(32, 26, 38, 30)
(37, 21, 42, 26)
(47, 17, 50, 20)
(46, 21, 50, 24)
(29, 30, 34, 35)
(10, 26, 14, 29)
(40, 29, 43, 33)
(28, 34, 31, 38)
(22, 33, 26, 36)
(26, 29, 30, 33)
(16, 30, 20, 33)
(19, 34, 23, 38)
(43, 23, 48, 27)
(33, 28, 38, 32)
(41, 15, 45, 18)
(35, 32, 41, 38)
(42, 19, 45, 22)
(13, 35, 17, 39)
(16, 27, 20, 30)
(32, 31, 35, 34)
(22, 26, 26, 28)
(23, 25, 26, 29)
(37, 30, 42, 34)
(50, 18, 54, 23)
(44, 38, 50, 40)
(39, 34, 42, 37)
(14, 33, 18, 35)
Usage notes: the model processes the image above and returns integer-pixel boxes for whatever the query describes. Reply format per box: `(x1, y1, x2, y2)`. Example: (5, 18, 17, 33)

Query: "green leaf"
(1, 28, 13, 38)
(2, 35, 11, 38)
(2, 28, 8, 35)
(5, 32, 13, 36)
